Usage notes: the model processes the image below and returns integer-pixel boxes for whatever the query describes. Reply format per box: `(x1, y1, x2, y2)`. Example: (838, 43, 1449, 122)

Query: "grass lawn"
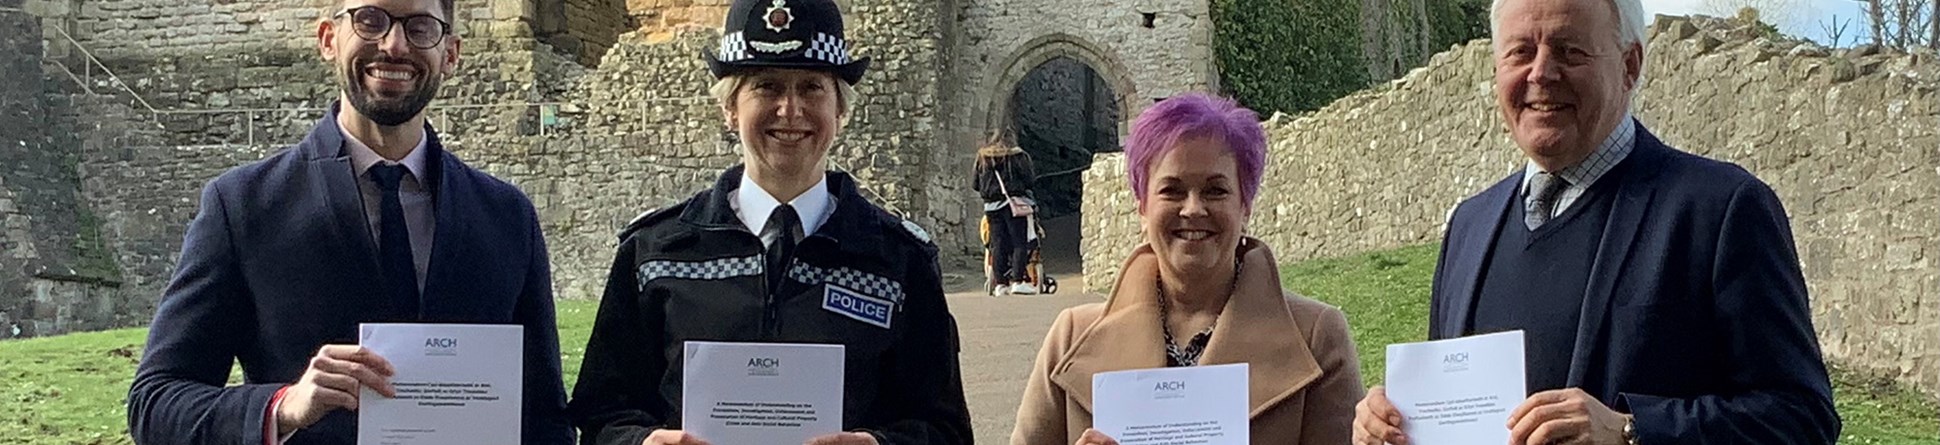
(4, 244, 1936, 444)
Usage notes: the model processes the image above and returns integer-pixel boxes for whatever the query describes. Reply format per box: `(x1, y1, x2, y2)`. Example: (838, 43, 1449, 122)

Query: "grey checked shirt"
(1520, 117, 1637, 219)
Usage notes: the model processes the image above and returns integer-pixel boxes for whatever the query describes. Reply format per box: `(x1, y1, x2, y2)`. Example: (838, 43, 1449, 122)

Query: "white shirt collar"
(338, 118, 430, 181)
(734, 172, 833, 238)
(1522, 115, 1636, 195)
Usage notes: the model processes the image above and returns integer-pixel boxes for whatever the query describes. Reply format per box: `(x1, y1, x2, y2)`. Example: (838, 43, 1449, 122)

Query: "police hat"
(704, 0, 870, 85)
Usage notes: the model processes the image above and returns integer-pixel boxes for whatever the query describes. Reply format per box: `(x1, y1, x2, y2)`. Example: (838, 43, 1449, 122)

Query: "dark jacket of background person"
(974, 148, 1035, 203)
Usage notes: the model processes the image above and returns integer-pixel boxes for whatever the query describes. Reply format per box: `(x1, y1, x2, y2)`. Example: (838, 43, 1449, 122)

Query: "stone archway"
(981, 34, 1137, 277)
(982, 33, 1140, 139)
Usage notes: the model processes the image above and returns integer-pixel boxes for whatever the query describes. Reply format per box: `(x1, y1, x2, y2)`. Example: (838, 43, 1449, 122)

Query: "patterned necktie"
(370, 164, 419, 320)
(1525, 172, 1570, 231)
(763, 204, 804, 294)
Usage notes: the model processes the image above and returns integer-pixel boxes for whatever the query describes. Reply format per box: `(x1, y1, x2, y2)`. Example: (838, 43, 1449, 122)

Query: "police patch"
(823, 284, 894, 329)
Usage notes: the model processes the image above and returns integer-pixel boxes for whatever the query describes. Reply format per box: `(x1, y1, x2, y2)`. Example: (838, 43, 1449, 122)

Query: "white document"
(1091, 363, 1249, 445)
(1384, 330, 1527, 445)
(357, 323, 523, 445)
(682, 341, 845, 445)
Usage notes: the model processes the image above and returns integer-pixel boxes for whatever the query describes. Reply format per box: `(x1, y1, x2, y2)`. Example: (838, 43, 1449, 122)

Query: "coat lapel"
(305, 105, 382, 277)
(1198, 241, 1322, 418)
(1566, 123, 1665, 386)
(1437, 176, 1518, 339)
(1049, 248, 1166, 415)
(418, 129, 461, 308)
(1049, 241, 1323, 419)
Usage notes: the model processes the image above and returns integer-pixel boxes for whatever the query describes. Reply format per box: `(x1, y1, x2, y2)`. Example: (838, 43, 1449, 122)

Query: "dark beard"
(340, 57, 440, 127)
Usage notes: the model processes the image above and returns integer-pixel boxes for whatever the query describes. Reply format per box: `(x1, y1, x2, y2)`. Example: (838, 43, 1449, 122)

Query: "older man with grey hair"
(1350, 0, 1840, 444)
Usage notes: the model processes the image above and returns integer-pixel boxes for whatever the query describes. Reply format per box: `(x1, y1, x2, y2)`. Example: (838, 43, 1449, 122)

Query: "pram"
(980, 213, 1059, 296)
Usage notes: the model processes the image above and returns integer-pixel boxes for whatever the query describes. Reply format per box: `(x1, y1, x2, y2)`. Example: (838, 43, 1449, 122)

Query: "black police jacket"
(566, 165, 972, 445)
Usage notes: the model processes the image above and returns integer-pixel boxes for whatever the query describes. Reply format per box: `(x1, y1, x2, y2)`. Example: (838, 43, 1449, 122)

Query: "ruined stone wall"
(625, 0, 728, 41)
(415, 0, 951, 298)
(1, 2, 128, 337)
(533, 0, 632, 65)
(2, 0, 950, 337)
(1083, 15, 1940, 397)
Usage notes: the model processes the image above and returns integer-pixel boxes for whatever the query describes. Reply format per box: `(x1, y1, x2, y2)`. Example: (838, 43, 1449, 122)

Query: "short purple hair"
(1124, 92, 1267, 208)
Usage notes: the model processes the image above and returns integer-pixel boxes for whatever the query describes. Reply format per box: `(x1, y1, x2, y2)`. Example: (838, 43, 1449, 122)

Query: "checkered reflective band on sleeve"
(788, 262, 905, 307)
(637, 255, 764, 291)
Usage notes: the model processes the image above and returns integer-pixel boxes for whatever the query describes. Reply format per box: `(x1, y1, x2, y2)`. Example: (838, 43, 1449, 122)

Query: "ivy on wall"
(1213, 0, 1490, 116)
(1212, 0, 1370, 115)
(1428, 0, 1491, 52)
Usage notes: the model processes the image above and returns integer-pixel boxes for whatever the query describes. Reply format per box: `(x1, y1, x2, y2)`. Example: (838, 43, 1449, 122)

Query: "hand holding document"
(357, 323, 524, 445)
(682, 341, 845, 445)
(1091, 363, 1249, 445)
(1383, 330, 1526, 445)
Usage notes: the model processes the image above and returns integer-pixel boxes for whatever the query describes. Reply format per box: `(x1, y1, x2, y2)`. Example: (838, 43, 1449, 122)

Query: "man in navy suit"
(1351, 0, 1838, 444)
(126, 0, 573, 444)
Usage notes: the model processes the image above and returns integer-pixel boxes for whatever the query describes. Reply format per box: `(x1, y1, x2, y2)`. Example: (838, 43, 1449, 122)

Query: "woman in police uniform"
(564, 1, 973, 444)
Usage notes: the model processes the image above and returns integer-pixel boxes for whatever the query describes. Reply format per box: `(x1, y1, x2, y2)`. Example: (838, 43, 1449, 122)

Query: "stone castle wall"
(1, 0, 129, 337)
(1082, 15, 1940, 397)
(936, 0, 1219, 259)
(0, 0, 951, 338)
(625, 0, 728, 42)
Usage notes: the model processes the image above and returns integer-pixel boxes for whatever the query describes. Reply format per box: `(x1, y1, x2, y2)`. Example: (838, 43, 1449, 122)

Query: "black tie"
(370, 164, 419, 320)
(764, 204, 804, 294)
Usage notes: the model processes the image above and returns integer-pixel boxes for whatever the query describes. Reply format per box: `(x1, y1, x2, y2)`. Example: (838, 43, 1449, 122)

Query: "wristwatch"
(1622, 415, 1638, 445)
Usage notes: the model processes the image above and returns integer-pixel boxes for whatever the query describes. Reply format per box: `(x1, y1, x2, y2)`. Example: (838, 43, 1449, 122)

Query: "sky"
(1640, 0, 1871, 45)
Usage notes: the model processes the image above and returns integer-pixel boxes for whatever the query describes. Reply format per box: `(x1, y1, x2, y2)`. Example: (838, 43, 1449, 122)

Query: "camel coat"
(1009, 239, 1364, 445)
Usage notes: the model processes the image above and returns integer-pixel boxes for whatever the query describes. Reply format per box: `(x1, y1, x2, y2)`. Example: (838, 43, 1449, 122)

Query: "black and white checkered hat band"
(719, 32, 752, 62)
(788, 262, 905, 307)
(719, 31, 853, 65)
(805, 32, 853, 65)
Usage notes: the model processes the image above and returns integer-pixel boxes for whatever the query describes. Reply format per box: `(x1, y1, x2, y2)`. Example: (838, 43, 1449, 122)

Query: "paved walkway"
(945, 275, 1097, 445)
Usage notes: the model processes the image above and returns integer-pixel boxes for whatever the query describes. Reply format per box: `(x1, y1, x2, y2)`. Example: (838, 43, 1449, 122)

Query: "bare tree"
(1864, 0, 1888, 46)
(1895, 0, 1914, 44)
(1821, 14, 1854, 46)
(1857, 0, 1937, 49)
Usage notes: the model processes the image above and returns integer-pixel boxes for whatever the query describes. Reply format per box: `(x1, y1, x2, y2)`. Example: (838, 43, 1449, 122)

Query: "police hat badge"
(705, 0, 870, 85)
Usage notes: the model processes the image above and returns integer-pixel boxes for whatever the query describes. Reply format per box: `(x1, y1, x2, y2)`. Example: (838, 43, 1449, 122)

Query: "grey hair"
(709, 74, 858, 125)
(1489, 0, 1648, 97)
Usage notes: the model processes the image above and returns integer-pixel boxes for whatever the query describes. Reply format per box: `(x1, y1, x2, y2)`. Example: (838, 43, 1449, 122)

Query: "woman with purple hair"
(1009, 93, 1363, 445)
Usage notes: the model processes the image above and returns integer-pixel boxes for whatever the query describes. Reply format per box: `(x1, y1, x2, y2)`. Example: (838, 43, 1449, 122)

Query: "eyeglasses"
(332, 6, 451, 50)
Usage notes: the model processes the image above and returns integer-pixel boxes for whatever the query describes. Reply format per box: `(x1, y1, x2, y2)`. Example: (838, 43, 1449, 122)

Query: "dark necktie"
(763, 204, 804, 294)
(1525, 172, 1570, 231)
(370, 164, 419, 320)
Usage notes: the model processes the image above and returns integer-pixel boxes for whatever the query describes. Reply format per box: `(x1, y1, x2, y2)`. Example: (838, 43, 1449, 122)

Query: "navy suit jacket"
(127, 105, 574, 445)
(1429, 122, 1839, 443)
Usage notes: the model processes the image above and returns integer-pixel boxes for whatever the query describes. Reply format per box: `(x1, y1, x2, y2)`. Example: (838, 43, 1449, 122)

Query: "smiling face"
(319, 0, 460, 127)
(1137, 135, 1249, 278)
(725, 68, 845, 180)
(1492, 0, 1639, 169)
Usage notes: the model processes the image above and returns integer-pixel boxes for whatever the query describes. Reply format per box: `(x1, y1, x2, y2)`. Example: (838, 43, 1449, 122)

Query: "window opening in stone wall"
(1142, 12, 1156, 28)
(534, 0, 633, 67)
(1004, 56, 1120, 278)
